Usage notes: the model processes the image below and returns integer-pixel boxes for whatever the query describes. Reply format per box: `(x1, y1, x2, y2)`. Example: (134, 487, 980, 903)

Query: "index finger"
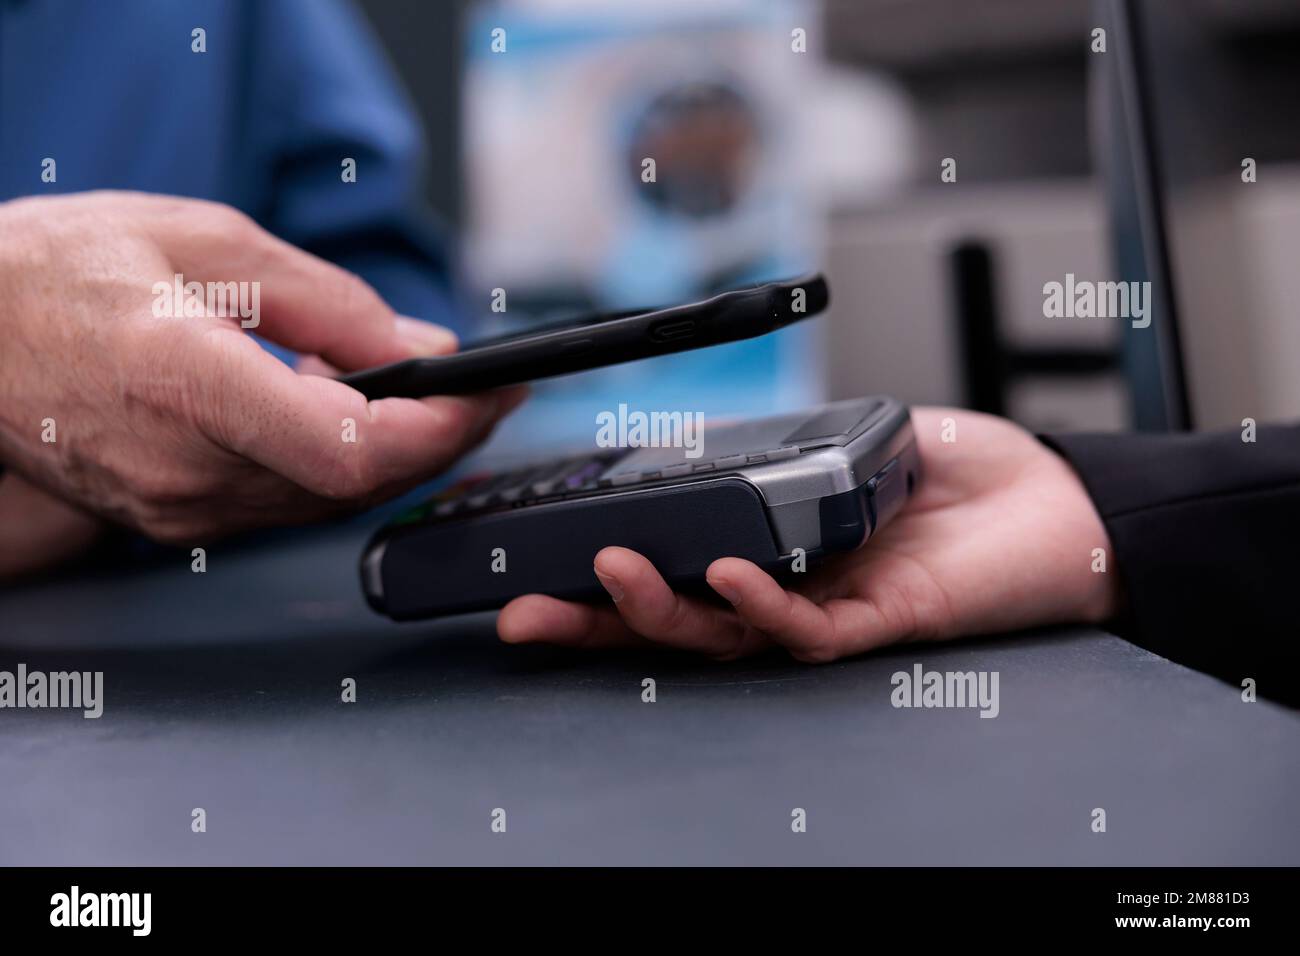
(145, 199, 454, 369)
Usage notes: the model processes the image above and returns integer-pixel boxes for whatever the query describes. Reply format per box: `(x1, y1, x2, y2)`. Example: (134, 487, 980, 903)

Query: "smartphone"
(362, 395, 919, 620)
(337, 273, 829, 399)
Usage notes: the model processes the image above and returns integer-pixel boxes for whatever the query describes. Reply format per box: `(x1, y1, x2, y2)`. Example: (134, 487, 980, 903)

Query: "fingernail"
(595, 569, 624, 603)
(708, 576, 742, 606)
(396, 316, 458, 356)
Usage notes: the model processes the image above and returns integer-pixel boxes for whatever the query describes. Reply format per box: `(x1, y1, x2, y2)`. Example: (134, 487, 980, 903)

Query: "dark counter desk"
(1, 523, 1296, 865)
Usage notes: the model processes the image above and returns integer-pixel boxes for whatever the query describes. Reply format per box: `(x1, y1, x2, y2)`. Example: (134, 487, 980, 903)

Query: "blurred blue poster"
(461, 0, 826, 453)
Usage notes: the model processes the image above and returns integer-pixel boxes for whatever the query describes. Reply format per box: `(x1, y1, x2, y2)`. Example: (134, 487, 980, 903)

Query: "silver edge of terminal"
(362, 539, 388, 603)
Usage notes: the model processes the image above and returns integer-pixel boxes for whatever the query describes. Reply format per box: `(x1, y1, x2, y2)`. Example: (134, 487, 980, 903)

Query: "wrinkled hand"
(498, 408, 1120, 662)
(0, 191, 522, 572)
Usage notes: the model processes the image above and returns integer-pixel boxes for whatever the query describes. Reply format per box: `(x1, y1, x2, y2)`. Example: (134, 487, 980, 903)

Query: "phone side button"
(649, 319, 696, 343)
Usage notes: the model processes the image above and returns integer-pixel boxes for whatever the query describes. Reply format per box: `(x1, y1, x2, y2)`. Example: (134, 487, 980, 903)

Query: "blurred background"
(355, 0, 1300, 446)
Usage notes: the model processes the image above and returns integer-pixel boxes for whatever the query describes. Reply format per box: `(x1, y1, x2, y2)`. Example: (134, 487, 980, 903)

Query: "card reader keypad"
(422, 453, 622, 519)
(408, 439, 811, 525)
(401, 401, 894, 525)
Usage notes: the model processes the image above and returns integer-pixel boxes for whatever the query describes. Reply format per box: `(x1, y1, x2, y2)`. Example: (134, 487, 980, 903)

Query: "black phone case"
(338, 274, 828, 399)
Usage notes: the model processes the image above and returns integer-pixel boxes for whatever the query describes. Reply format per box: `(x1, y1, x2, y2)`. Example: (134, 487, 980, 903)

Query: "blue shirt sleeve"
(241, 0, 469, 338)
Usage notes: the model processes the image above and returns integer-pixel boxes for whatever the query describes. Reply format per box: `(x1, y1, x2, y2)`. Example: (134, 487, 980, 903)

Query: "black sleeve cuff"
(1042, 426, 1300, 703)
